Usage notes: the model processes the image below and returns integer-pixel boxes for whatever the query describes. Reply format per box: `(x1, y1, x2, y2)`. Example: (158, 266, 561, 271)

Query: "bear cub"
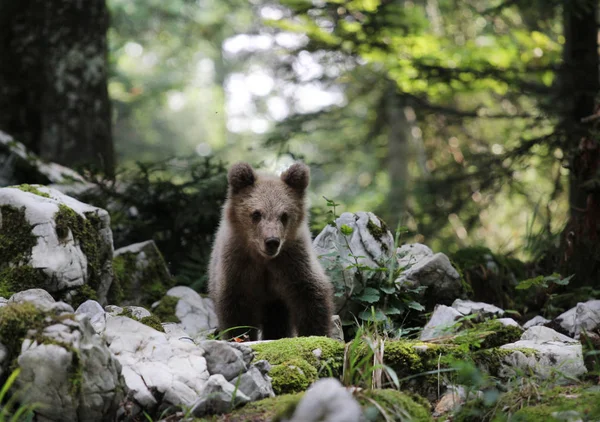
(208, 161, 333, 340)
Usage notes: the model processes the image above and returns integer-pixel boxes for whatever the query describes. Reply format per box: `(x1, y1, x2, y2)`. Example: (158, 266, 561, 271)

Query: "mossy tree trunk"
(559, 0, 600, 286)
(0, 0, 114, 176)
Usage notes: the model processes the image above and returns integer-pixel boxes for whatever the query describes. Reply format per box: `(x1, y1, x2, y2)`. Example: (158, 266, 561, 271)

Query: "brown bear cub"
(208, 161, 333, 340)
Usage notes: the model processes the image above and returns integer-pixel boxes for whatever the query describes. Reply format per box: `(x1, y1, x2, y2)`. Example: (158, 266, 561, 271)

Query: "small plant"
(0, 369, 39, 422)
(516, 272, 573, 317)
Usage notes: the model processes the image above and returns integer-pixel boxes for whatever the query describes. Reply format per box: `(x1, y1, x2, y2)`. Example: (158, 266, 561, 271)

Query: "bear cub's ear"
(281, 162, 310, 193)
(228, 162, 256, 193)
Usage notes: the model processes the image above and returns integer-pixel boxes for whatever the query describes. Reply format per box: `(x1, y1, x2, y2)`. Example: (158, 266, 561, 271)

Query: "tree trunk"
(559, 0, 600, 286)
(0, 0, 114, 176)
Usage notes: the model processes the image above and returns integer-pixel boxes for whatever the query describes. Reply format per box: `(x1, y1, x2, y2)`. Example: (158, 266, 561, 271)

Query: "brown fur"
(208, 162, 334, 340)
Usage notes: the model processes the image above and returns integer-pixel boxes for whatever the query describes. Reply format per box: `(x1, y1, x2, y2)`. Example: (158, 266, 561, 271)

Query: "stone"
(452, 299, 504, 318)
(166, 286, 218, 338)
(499, 326, 586, 381)
(313, 212, 394, 315)
(0, 185, 113, 305)
(75, 299, 107, 332)
(523, 315, 550, 329)
(102, 315, 210, 409)
(191, 374, 250, 417)
(554, 300, 600, 339)
(2, 302, 125, 422)
(230, 365, 275, 401)
(228, 341, 254, 367)
(123, 305, 152, 319)
(0, 131, 86, 187)
(497, 318, 521, 328)
(420, 304, 463, 340)
(199, 340, 247, 381)
(285, 378, 362, 422)
(112, 240, 172, 307)
(396, 244, 464, 307)
(330, 315, 344, 342)
(433, 385, 468, 417)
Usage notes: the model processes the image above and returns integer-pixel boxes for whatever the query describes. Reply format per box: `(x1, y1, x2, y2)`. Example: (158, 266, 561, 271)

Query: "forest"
(0, 0, 600, 421)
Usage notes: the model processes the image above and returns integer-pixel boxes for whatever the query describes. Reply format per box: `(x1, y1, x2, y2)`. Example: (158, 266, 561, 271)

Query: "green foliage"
(516, 273, 573, 290)
(152, 295, 181, 323)
(0, 369, 39, 422)
(73, 156, 227, 291)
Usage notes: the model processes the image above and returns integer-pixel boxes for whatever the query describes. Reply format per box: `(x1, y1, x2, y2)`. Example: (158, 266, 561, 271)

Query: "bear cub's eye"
(281, 212, 289, 225)
(251, 211, 262, 222)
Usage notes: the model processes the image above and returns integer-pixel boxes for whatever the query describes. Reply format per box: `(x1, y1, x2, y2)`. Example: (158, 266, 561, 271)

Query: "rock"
(199, 340, 247, 381)
(0, 131, 87, 187)
(75, 299, 107, 332)
(524, 315, 550, 329)
(0, 300, 125, 422)
(420, 304, 463, 340)
(228, 342, 254, 367)
(395, 243, 464, 307)
(330, 315, 344, 342)
(166, 286, 218, 338)
(253, 360, 272, 375)
(285, 378, 362, 422)
(105, 305, 123, 315)
(554, 300, 600, 339)
(191, 374, 250, 417)
(433, 385, 468, 417)
(520, 326, 577, 343)
(123, 305, 152, 319)
(313, 212, 394, 315)
(0, 185, 113, 305)
(497, 318, 521, 328)
(499, 326, 586, 381)
(0, 343, 7, 378)
(230, 365, 275, 401)
(102, 315, 210, 409)
(452, 299, 504, 318)
(112, 240, 173, 307)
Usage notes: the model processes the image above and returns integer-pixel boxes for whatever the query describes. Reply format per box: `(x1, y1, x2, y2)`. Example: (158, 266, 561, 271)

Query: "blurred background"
(1, 0, 598, 296)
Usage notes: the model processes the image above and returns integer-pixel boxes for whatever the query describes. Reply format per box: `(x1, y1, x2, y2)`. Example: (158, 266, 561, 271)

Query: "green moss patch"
(0, 303, 45, 366)
(251, 336, 344, 375)
(110, 244, 174, 307)
(118, 308, 165, 332)
(452, 320, 523, 351)
(153, 295, 180, 323)
(197, 393, 304, 422)
(357, 389, 432, 422)
(54, 205, 105, 295)
(269, 359, 318, 395)
(12, 184, 51, 198)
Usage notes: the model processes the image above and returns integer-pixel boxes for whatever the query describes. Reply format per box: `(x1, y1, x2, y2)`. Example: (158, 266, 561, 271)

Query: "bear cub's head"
(226, 162, 310, 259)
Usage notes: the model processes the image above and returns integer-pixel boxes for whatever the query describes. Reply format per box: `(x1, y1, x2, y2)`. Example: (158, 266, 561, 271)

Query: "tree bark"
(0, 0, 114, 176)
(559, 0, 600, 286)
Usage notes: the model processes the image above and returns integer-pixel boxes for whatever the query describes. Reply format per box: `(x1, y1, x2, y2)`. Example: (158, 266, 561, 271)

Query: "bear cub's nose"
(264, 237, 281, 255)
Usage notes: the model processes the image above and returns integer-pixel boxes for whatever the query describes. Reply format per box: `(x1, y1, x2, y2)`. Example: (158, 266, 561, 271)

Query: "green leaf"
(354, 287, 380, 303)
(340, 224, 354, 236)
(516, 275, 545, 290)
(407, 301, 425, 311)
(379, 286, 396, 294)
(550, 274, 574, 286)
(384, 306, 402, 315)
(358, 309, 387, 321)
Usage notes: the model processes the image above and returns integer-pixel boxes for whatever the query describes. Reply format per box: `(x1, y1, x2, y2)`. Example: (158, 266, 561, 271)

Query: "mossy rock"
(454, 384, 600, 422)
(196, 393, 303, 422)
(471, 347, 538, 377)
(117, 307, 165, 333)
(251, 336, 344, 377)
(269, 359, 319, 395)
(357, 389, 433, 422)
(451, 320, 523, 351)
(152, 295, 181, 323)
(110, 240, 174, 308)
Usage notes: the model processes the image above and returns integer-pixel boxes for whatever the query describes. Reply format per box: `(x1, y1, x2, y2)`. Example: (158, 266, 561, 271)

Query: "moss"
(251, 336, 345, 377)
(0, 266, 47, 299)
(367, 216, 389, 252)
(117, 307, 165, 333)
(0, 205, 41, 297)
(269, 359, 318, 395)
(452, 320, 523, 350)
(0, 303, 45, 368)
(197, 393, 304, 422)
(69, 284, 98, 308)
(110, 246, 174, 307)
(54, 205, 104, 296)
(472, 347, 538, 377)
(153, 295, 181, 323)
(357, 389, 433, 422)
(12, 184, 51, 199)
